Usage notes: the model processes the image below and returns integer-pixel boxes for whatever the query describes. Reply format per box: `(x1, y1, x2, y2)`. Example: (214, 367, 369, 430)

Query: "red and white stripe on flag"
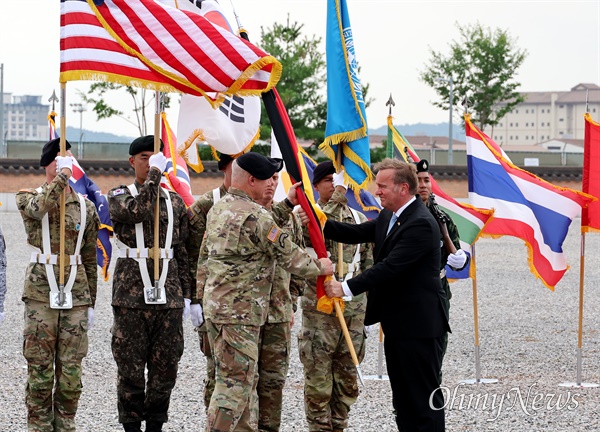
(60, 0, 281, 105)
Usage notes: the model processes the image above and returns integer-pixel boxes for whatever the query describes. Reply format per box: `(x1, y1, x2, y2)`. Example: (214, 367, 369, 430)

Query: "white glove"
(447, 249, 467, 269)
(365, 324, 377, 335)
(149, 153, 168, 172)
(182, 298, 191, 320)
(0, 312, 5, 325)
(56, 155, 73, 173)
(87, 308, 95, 330)
(333, 170, 347, 189)
(190, 303, 204, 327)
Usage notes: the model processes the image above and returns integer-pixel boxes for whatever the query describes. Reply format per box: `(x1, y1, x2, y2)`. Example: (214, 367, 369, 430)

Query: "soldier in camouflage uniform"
(203, 152, 333, 431)
(256, 173, 309, 432)
(17, 138, 99, 432)
(186, 154, 235, 410)
(298, 161, 373, 432)
(415, 159, 468, 378)
(108, 136, 192, 432)
(0, 224, 6, 325)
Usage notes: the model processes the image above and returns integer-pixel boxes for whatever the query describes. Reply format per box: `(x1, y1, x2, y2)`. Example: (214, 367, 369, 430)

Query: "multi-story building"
(1, 93, 50, 142)
(486, 83, 600, 146)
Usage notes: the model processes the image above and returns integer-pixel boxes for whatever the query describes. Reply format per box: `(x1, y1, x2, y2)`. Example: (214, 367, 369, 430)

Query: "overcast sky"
(1, 0, 599, 137)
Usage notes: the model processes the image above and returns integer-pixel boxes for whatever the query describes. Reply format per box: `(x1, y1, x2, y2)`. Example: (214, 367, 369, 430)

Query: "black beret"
(312, 161, 335, 185)
(40, 138, 71, 167)
(415, 159, 430, 173)
(217, 153, 235, 171)
(236, 152, 283, 180)
(129, 135, 164, 156)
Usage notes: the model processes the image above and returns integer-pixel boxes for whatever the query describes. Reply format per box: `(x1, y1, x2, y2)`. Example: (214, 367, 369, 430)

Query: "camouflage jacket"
(203, 187, 323, 326)
(108, 169, 192, 309)
(301, 189, 373, 317)
(16, 173, 100, 307)
(187, 184, 227, 304)
(267, 208, 308, 323)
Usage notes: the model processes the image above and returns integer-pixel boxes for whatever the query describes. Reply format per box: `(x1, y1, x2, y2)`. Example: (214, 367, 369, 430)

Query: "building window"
(532, 122, 535, 127)
(516, 110, 519, 113)
(559, 131, 564, 135)
(541, 109, 545, 113)
(532, 109, 535, 113)
(594, 108, 597, 113)
(510, 123, 513, 127)
(499, 123, 503, 127)
(559, 105, 564, 108)
(526, 109, 529, 114)
(548, 122, 551, 127)
(559, 118, 564, 122)
(526, 123, 529, 127)
(516, 123, 519, 127)
(510, 136, 513, 140)
(516, 136, 519, 140)
(525, 136, 529, 140)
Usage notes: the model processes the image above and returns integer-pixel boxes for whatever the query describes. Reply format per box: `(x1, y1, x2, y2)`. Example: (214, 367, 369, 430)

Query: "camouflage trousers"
(111, 307, 184, 424)
(257, 321, 291, 432)
(206, 320, 261, 432)
(298, 310, 366, 432)
(196, 324, 216, 410)
(23, 300, 89, 432)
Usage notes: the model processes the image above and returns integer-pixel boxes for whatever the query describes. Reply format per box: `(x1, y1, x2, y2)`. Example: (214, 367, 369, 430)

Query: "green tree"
(79, 83, 171, 136)
(420, 23, 527, 130)
(258, 16, 327, 145)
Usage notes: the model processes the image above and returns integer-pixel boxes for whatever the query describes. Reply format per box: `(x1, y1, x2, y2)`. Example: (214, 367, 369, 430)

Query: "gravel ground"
(0, 210, 599, 431)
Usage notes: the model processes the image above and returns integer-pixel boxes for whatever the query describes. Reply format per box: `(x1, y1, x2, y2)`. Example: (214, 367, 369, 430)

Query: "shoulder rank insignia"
(267, 225, 281, 243)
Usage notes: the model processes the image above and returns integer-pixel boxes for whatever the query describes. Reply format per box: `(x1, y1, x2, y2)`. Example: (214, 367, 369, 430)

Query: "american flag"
(60, 0, 281, 104)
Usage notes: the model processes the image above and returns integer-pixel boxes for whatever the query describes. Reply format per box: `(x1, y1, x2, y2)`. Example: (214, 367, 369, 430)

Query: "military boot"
(145, 421, 164, 432)
(122, 421, 142, 432)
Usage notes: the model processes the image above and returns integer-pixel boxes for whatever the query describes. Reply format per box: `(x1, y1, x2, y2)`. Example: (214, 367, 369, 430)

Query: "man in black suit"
(322, 158, 449, 431)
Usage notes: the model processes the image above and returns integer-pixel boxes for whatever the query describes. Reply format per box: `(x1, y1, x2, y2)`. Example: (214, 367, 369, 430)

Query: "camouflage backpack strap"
(115, 184, 173, 304)
(28, 190, 86, 308)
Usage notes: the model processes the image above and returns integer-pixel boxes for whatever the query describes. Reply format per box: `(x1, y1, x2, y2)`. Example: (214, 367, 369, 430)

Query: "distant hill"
(369, 123, 464, 140)
(62, 123, 464, 144)
(59, 126, 134, 144)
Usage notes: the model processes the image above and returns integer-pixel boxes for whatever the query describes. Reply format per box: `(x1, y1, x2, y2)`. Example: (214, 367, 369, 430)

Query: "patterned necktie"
(386, 214, 398, 236)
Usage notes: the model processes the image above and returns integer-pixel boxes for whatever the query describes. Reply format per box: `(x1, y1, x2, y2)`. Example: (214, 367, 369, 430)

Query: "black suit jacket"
(324, 197, 450, 338)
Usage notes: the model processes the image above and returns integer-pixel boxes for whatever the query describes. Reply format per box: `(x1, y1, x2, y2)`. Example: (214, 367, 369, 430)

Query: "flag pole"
(559, 232, 599, 388)
(460, 243, 497, 385)
(334, 149, 365, 386)
(152, 91, 162, 301)
(57, 83, 68, 306)
(385, 94, 395, 159)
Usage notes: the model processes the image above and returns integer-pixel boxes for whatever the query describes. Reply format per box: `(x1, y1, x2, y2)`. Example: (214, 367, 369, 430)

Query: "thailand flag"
(465, 115, 594, 289)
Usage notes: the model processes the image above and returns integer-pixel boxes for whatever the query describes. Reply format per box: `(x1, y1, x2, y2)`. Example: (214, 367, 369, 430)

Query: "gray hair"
(373, 158, 418, 194)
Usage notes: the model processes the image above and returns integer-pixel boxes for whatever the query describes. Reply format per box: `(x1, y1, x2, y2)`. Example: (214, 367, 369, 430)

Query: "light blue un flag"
(320, 0, 372, 190)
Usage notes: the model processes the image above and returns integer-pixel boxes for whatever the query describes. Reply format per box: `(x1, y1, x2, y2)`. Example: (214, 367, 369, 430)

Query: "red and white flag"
(174, 0, 261, 172)
(60, 0, 281, 105)
(582, 113, 600, 233)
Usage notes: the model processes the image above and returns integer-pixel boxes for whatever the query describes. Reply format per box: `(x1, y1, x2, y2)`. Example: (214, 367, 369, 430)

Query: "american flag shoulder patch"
(267, 225, 281, 243)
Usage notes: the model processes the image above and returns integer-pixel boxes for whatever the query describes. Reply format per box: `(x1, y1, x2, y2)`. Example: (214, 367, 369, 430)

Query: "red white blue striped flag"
(465, 114, 595, 289)
(60, 0, 281, 105)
